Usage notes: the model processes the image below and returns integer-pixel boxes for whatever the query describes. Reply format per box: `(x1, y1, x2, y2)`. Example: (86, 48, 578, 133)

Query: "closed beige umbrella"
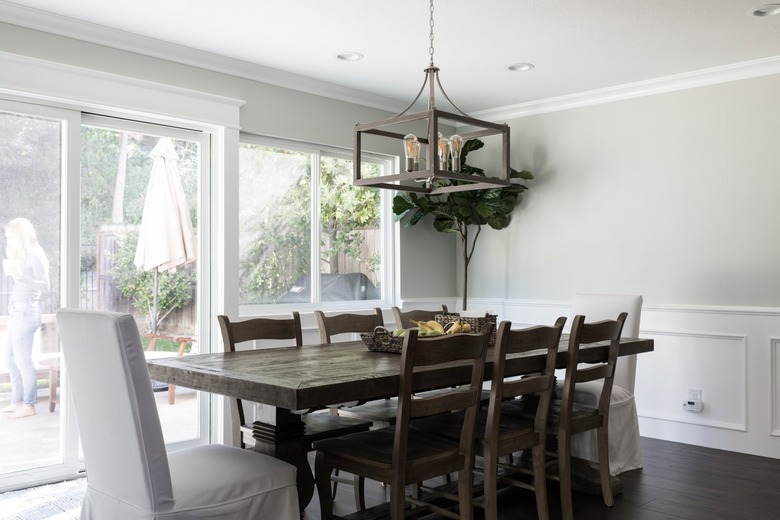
(134, 137, 195, 333)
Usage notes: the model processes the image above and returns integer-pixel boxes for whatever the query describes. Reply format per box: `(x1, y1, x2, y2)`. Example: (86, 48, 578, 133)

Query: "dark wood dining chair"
(217, 313, 373, 509)
(411, 317, 565, 520)
(503, 312, 626, 520)
(314, 308, 398, 426)
(391, 304, 449, 329)
(553, 313, 626, 519)
(312, 325, 492, 520)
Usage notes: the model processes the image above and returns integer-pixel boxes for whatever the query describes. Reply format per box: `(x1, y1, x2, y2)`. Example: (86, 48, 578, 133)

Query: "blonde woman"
(2, 218, 49, 419)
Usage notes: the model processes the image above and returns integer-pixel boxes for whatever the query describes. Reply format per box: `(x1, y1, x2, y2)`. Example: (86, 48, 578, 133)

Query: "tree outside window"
(239, 142, 384, 305)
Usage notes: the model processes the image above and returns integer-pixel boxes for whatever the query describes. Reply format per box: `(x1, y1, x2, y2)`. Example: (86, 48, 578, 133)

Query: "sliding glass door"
(79, 115, 208, 447)
(0, 100, 77, 489)
(0, 102, 210, 491)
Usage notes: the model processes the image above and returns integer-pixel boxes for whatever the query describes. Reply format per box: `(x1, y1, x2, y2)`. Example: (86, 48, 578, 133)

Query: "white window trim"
(238, 133, 396, 316)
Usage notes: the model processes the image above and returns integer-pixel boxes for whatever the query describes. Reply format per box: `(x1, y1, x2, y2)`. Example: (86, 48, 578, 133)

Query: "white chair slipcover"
(563, 294, 643, 475)
(56, 309, 299, 520)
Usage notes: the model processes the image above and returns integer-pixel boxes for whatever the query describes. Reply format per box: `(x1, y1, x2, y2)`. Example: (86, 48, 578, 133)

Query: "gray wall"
(471, 73, 780, 307)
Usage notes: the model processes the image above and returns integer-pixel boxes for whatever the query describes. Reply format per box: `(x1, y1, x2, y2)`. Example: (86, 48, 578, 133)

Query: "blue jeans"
(4, 300, 41, 406)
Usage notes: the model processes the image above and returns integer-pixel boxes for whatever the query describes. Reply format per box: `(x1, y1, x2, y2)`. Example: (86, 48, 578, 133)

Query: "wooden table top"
(146, 335, 653, 411)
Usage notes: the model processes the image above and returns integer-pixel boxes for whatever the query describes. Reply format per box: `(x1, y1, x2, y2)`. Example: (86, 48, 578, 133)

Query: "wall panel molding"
(634, 330, 747, 432)
(772, 338, 780, 437)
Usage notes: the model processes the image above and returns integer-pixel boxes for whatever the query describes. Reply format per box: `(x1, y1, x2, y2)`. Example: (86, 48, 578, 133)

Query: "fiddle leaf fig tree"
(392, 138, 533, 310)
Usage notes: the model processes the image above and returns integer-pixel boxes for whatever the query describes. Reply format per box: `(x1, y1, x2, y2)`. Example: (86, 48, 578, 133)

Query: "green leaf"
(433, 218, 455, 233)
(392, 194, 415, 215)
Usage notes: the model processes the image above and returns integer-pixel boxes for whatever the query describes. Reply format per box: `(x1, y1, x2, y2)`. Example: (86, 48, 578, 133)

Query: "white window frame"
(0, 53, 245, 464)
(238, 134, 396, 316)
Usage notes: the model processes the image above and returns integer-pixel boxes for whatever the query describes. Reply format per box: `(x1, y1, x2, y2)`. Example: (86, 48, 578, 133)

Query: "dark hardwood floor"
(304, 437, 780, 520)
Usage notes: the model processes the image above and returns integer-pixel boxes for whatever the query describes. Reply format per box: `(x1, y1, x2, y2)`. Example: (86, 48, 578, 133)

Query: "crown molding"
(473, 56, 780, 122)
(2, 1, 779, 122)
(0, 0, 408, 114)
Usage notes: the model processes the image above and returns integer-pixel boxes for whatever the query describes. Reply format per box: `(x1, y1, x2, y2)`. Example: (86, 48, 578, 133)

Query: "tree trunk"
(460, 225, 469, 311)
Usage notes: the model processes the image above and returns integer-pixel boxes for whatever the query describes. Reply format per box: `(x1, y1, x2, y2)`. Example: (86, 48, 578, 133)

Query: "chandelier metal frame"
(353, 0, 511, 195)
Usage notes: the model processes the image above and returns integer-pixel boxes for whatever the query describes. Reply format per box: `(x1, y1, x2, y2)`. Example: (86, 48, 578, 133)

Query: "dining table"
(146, 333, 654, 511)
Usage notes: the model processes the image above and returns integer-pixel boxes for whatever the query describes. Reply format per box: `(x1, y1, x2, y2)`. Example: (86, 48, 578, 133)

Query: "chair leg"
(331, 469, 340, 499)
(483, 449, 499, 520)
(532, 444, 550, 520)
(597, 425, 614, 506)
(331, 470, 367, 511)
(390, 480, 406, 520)
(457, 468, 474, 520)
(315, 452, 335, 520)
(558, 433, 574, 520)
(355, 476, 366, 510)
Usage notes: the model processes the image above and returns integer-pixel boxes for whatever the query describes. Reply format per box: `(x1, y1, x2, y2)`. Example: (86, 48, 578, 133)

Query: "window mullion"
(310, 151, 321, 303)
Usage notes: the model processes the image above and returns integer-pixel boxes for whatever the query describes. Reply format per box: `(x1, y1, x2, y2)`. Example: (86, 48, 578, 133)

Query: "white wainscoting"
(635, 330, 746, 431)
(772, 338, 780, 438)
(426, 297, 780, 460)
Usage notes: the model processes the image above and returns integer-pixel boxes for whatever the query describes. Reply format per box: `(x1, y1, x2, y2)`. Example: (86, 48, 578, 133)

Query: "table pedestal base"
(251, 407, 313, 512)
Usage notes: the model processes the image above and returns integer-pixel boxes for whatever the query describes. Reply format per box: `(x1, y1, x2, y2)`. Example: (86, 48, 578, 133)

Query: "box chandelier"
(353, 0, 511, 195)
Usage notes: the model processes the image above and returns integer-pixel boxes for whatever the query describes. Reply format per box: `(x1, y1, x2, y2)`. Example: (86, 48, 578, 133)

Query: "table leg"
(251, 404, 313, 512)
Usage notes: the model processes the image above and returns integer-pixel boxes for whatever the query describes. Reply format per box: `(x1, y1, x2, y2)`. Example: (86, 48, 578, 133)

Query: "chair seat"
(165, 445, 299, 516)
(502, 397, 599, 426)
(412, 410, 537, 448)
(564, 380, 634, 407)
(337, 398, 399, 426)
(313, 426, 463, 484)
(301, 413, 373, 442)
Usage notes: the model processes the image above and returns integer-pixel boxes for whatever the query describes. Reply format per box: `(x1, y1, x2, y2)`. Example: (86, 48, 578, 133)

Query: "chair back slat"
(218, 313, 302, 349)
(504, 373, 553, 397)
(314, 308, 383, 344)
(575, 363, 613, 383)
(391, 305, 449, 329)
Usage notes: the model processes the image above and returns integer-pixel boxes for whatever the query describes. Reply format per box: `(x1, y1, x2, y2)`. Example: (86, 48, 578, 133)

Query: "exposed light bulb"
(403, 134, 420, 172)
(449, 134, 463, 172)
(438, 135, 450, 171)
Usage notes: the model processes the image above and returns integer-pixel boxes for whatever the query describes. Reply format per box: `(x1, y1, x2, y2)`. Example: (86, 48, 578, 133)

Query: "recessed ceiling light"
(753, 3, 780, 16)
(507, 63, 534, 72)
(336, 52, 364, 62)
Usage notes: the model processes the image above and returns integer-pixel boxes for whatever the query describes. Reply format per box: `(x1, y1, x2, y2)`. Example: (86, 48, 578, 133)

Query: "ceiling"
(2, 0, 780, 116)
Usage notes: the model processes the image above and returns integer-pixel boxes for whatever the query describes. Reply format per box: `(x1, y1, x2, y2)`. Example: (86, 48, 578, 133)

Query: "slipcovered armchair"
(57, 309, 299, 520)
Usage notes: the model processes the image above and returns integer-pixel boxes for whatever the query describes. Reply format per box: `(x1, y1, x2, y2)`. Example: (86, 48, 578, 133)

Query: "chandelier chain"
(429, 0, 435, 66)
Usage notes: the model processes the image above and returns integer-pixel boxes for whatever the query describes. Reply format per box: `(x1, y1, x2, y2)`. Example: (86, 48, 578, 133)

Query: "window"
(238, 136, 393, 310)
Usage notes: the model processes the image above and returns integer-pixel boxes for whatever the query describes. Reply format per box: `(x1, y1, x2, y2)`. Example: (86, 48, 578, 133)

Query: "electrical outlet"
(688, 388, 702, 402)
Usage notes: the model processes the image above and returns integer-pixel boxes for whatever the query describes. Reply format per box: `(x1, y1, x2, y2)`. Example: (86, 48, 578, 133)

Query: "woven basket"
(360, 327, 404, 354)
(435, 313, 498, 347)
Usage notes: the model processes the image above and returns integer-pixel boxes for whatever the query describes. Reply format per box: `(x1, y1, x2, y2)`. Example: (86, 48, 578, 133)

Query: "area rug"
(0, 478, 85, 519)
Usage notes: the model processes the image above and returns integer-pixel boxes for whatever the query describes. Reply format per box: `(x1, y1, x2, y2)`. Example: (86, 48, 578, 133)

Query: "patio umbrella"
(133, 137, 195, 333)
